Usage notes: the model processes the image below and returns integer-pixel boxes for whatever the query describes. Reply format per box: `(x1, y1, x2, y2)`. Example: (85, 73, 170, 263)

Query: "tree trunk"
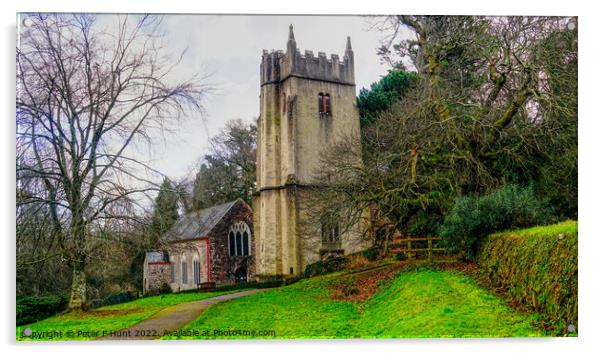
(67, 266, 87, 311)
(67, 203, 88, 311)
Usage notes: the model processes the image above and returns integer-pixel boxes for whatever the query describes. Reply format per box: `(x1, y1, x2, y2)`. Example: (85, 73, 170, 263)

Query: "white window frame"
(228, 221, 252, 257)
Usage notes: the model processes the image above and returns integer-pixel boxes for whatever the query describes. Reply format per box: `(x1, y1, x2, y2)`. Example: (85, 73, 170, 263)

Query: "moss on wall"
(477, 220, 577, 330)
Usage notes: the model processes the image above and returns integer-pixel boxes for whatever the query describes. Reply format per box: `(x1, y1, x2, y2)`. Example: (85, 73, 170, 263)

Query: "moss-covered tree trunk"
(67, 206, 88, 311)
(67, 267, 87, 311)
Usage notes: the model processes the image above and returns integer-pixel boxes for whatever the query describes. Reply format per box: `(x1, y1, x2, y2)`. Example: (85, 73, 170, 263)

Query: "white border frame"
(3, 2, 597, 354)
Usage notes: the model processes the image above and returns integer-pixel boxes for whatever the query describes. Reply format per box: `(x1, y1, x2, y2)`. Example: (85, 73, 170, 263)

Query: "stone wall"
(207, 201, 255, 285)
(166, 239, 208, 292)
(143, 261, 171, 294)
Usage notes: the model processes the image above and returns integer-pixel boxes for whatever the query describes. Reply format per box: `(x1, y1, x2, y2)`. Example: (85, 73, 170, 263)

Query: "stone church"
(253, 25, 368, 281)
(143, 199, 254, 293)
(144, 26, 368, 293)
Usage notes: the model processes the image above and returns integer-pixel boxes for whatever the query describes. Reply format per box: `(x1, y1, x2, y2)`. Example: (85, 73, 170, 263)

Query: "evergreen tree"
(191, 119, 256, 210)
(357, 69, 417, 127)
(151, 178, 179, 243)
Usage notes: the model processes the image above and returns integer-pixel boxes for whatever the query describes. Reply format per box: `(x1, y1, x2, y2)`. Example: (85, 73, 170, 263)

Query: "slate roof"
(164, 199, 239, 242)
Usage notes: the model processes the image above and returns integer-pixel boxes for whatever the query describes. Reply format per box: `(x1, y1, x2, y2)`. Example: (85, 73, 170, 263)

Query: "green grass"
(164, 273, 359, 339)
(356, 269, 540, 337)
(498, 219, 577, 238)
(18, 267, 546, 340)
(16, 290, 236, 341)
(166, 268, 541, 339)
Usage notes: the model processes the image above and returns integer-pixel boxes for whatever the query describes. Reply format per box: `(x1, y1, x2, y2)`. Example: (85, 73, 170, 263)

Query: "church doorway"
(234, 266, 247, 283)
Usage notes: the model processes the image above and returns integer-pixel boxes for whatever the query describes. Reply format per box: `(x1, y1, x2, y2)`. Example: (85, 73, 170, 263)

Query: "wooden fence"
(388, 236, 446, 261)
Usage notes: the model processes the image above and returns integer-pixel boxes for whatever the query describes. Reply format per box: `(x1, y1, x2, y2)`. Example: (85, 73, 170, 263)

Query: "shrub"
(217, 281, 257, 292)
(477, 221, 578, 332)
(394, 252, 408, 261)
(362, 247, 380, 261)
(303, 257, 348, 278)
(16, 295, 68, 325)
(158, 282, 173, 295)
(90, 290, 137, 309)
(439, 184, 552, 259)
(346, 253, 370, 269)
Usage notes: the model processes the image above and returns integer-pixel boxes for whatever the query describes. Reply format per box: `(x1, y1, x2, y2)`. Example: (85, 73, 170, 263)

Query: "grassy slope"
(164, 273, 359, 339)
(356, 269, 539, 337)
(167, 269, 541, 339)
(16, 290, 235, 341)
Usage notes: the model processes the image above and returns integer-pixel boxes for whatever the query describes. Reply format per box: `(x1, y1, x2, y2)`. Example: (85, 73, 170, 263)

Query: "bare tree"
(16, 14, 208, 310)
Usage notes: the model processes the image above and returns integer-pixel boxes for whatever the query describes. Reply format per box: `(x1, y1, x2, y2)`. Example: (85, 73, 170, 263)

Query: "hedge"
(16, 295, 68, 325)
(90, 290, 138, 309)
(477, 220, 577, 330)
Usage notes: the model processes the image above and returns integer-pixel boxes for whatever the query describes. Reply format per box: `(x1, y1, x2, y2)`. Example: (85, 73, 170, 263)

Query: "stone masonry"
(254, 25, 368, 281)
(144, 199, 255, 294)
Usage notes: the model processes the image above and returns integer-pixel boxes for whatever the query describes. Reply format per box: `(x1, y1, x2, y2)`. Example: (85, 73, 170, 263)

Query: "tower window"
(318, 93, 332, 115)
(318, 93, 324, 113)
(282, 93, 287, 113)
(321, 223, 340, 245)
(324, 94, 331, 113)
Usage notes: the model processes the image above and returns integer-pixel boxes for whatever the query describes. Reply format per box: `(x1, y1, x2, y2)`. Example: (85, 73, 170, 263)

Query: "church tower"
(253, 25, 365, 280)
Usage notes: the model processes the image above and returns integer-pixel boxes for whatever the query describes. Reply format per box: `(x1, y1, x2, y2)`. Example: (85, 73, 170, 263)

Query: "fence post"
(427, 238, 433, 263)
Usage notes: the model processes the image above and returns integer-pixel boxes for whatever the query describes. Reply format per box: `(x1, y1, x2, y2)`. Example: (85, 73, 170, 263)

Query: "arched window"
(229, 231, 235, 256)
(228, 221, 252, 256)
(319, 93, 331, 115)
(181, 260, 188, 284)
(193, 259, 201, 285)
(235, 232, 242, 256)
(242, 231, 249, 256)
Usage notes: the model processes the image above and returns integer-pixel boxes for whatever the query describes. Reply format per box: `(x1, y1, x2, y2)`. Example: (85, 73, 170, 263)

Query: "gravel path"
(97, 288, 269, 340)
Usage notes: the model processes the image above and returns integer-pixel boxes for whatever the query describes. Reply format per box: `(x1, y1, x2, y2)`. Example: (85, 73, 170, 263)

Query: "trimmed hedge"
(477, 220, 577, 329)
(16, 295, 68, 325)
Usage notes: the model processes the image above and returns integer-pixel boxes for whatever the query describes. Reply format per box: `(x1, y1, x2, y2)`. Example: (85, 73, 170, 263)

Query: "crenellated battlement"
(255, 25, 365, 279)
(260, 25, 355, 86)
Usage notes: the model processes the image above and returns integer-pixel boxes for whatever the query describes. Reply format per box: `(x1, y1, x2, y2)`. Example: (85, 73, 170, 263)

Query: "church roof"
(164, 199, 240, 242)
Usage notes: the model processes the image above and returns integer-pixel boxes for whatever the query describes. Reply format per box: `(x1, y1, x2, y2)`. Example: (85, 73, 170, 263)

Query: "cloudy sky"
(138, 15, 393, 180)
